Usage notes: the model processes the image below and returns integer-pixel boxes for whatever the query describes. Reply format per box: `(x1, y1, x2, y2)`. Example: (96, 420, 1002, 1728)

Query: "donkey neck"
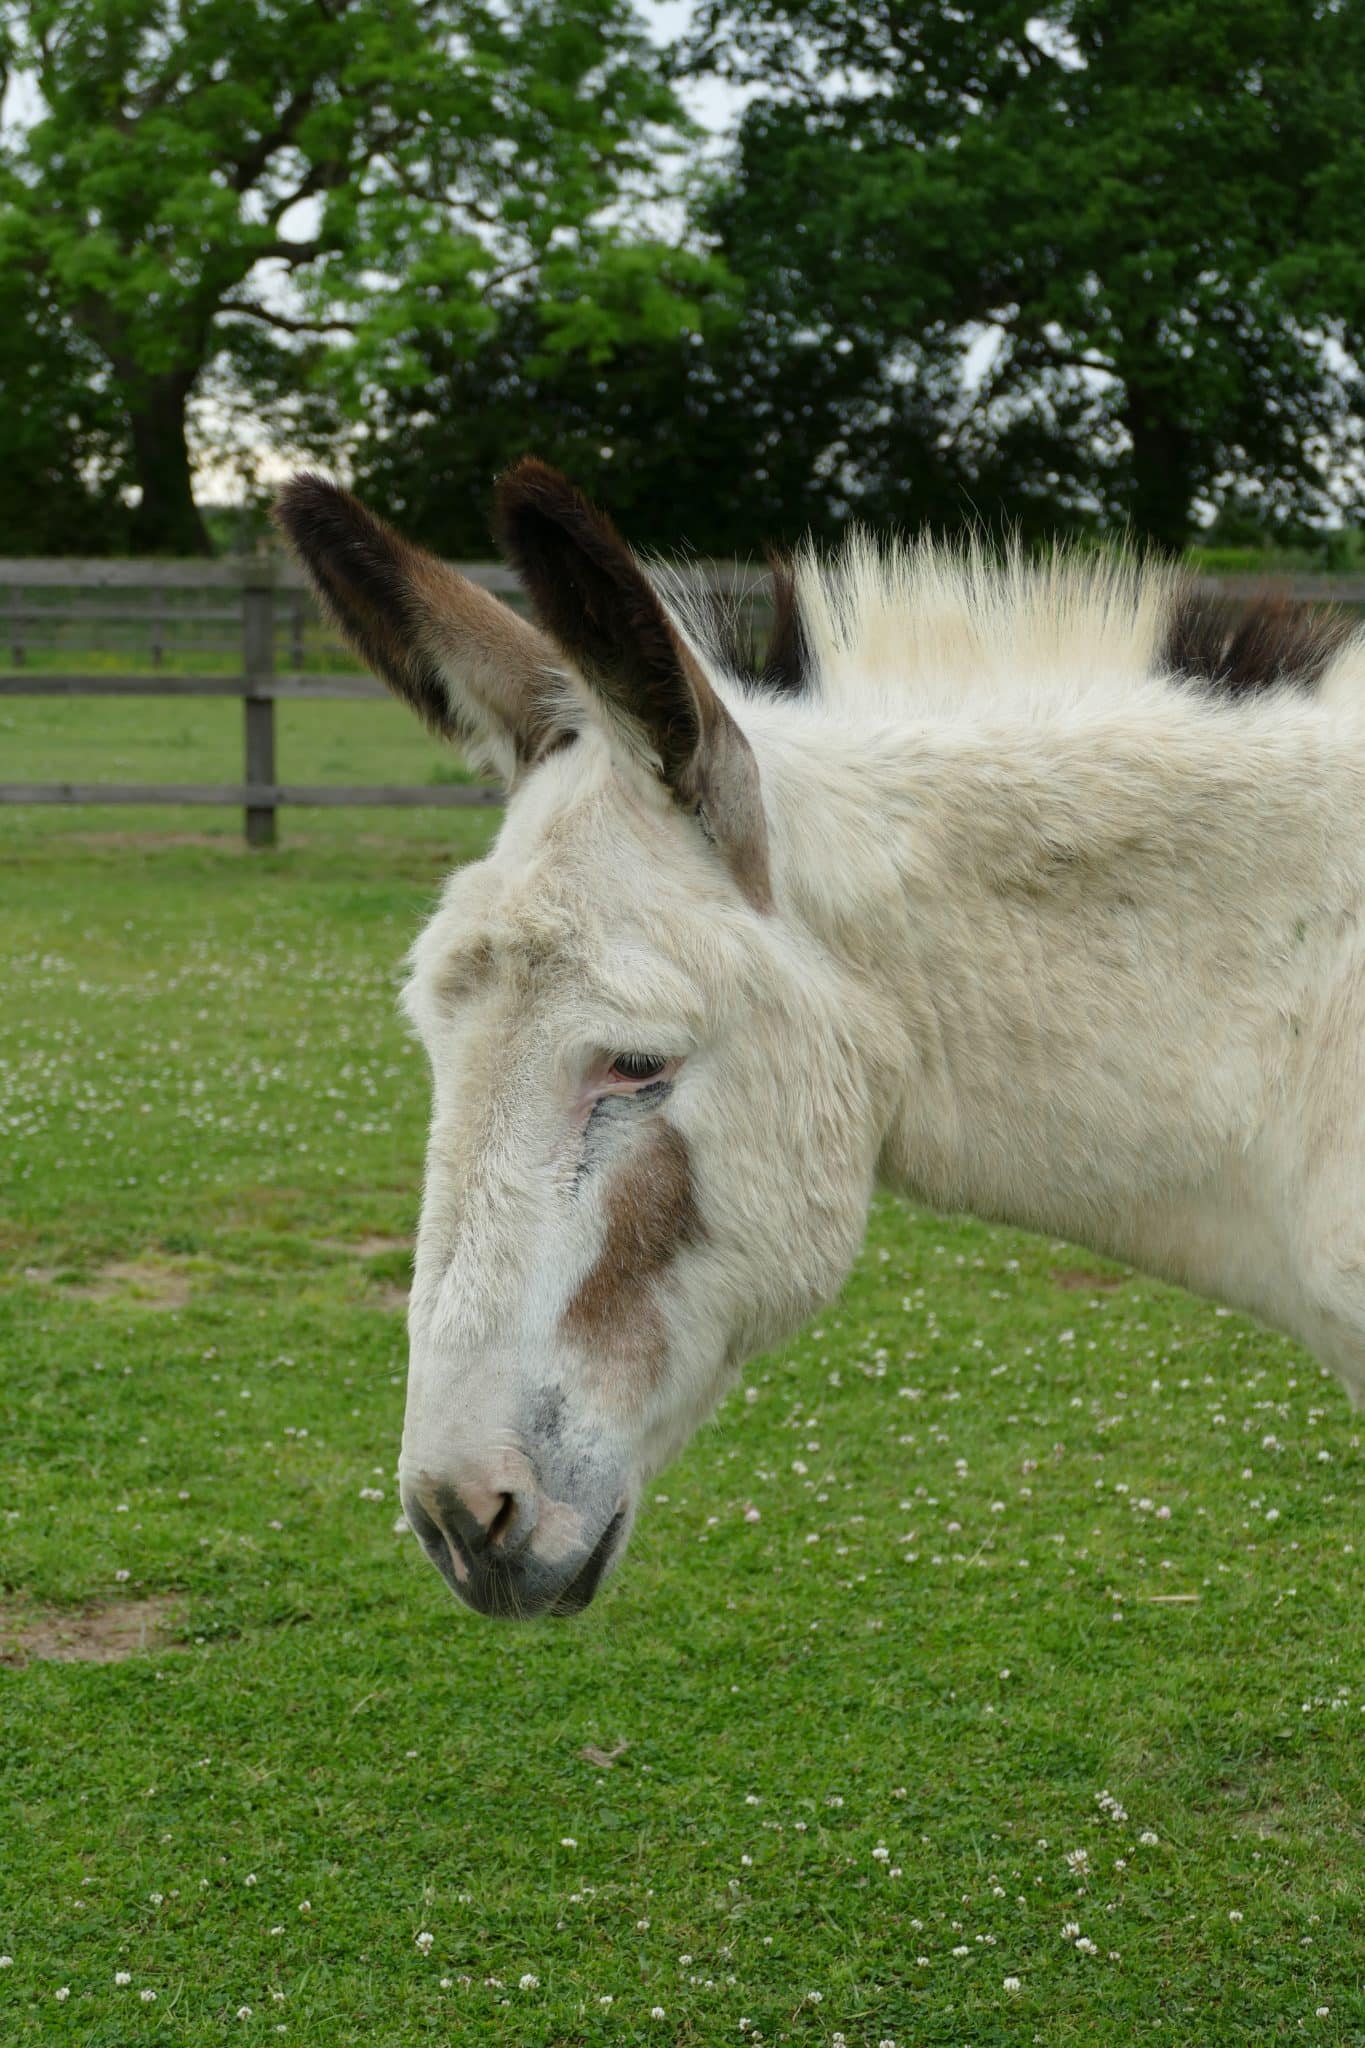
(752, 685, 1353, 1261)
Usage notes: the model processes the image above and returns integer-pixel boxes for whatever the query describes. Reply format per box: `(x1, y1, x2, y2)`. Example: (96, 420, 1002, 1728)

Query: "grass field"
(1, 690, 1362, 2046)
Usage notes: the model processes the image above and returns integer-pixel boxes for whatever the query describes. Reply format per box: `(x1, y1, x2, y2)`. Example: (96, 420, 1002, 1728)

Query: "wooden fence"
(1, 557, 1360, 846)
(0, 555, 764, 845)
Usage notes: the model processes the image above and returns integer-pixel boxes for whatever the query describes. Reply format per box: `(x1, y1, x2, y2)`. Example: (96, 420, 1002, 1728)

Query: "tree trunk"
(126, 371, 212, 555)
(1121, 379, 1195, 553)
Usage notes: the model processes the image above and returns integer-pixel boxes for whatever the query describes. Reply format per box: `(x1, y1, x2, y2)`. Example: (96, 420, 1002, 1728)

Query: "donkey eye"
(608, 1052, 669, 1084)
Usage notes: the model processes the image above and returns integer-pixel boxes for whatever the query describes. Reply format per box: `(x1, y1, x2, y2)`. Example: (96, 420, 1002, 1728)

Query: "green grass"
(1, 699, 1363, 2047)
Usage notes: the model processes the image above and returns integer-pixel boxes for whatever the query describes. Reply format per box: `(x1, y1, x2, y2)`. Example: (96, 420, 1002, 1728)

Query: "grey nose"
(401, 1477, 623, 1621)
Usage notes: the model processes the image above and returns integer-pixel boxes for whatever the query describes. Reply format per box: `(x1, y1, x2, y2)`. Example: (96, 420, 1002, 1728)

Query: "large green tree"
(0, 0, 693, 552)
(690, 0, 1365, 546)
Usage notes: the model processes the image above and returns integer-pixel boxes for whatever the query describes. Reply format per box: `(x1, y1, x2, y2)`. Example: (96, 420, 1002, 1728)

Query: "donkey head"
(276, 462, 878, 1618)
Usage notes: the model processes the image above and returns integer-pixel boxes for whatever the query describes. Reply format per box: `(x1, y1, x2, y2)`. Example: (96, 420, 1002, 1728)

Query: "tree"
(0, 0, 693, 552)
(690, 0, 1365, 547)
(0, 264, 132, 554)
(349, 243, 884, 556)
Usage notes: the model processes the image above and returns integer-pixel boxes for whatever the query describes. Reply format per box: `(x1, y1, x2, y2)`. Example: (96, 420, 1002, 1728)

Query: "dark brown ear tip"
(272, 472, 364, 554)
(492, 456, 598, 549)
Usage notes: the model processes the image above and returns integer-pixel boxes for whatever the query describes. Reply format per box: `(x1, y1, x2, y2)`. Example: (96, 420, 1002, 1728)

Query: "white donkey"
(277, 462, 1364, 1619)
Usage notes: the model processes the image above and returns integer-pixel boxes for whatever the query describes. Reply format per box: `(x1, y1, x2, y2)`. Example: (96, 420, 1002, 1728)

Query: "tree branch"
(255, 236, 325, 268)
(218, 300, 354, 336)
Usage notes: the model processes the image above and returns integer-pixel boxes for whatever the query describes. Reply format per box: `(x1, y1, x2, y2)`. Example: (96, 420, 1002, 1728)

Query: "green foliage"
(688, 0, 1365, 547)
(0, 0, 700, 551)
(0, 262, 131, 553)
(4, 0, 1364, 555)
(0, 764, 1361, 2041)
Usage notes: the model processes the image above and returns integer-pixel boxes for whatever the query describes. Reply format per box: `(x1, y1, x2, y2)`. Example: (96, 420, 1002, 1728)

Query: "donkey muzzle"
(401, 1473, 625, 1620)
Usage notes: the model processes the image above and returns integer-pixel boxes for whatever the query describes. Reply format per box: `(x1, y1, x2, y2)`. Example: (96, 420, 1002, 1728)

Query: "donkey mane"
(664, 536, 1356, 716)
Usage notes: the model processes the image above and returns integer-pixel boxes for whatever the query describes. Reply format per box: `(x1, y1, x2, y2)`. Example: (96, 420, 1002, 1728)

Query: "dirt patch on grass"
(313, 1236, 410, 1309)
(25, 1256, 194, 1309)
(316, 1234, 410, 1259)
(0, 1595, 185, 1667)
(63, 831, 244, 852)
(1051, 1267, 1126, 1293)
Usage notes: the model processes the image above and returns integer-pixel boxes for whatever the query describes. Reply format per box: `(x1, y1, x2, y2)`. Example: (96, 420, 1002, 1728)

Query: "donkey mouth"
(405, 1487, 626, 1621)
(547, 1509, 626, 1617)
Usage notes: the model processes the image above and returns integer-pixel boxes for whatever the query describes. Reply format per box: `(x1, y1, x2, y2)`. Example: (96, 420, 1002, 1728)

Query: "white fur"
(398, 539, 1365, 1599)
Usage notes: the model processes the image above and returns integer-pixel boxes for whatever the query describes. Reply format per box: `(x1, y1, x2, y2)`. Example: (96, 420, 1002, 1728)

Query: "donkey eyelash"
(608, 1052, 670, 1082)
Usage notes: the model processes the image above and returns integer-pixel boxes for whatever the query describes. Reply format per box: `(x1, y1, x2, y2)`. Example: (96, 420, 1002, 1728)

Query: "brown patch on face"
(1160, 585, 1351, 699)
(562, 1120, 704, 1400)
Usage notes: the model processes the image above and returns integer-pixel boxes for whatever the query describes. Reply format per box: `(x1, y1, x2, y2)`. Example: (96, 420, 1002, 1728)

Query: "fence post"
(241, 561, 277, 848)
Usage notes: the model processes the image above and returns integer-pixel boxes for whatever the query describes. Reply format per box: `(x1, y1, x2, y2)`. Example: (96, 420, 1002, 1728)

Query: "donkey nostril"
(487, 1491, 517, 1547)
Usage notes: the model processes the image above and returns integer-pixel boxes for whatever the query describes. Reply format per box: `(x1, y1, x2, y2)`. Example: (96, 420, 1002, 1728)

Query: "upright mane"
(662, 536, 1358, 718)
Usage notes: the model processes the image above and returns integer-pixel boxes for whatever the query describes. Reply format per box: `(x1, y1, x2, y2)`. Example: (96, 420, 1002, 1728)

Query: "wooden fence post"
(241, 562, 277, 848)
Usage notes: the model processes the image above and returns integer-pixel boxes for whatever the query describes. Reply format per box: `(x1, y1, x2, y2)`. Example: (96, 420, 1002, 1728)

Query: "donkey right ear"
(274, 474, 566, 781)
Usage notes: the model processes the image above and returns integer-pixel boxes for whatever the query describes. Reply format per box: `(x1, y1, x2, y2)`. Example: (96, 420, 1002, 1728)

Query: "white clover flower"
(1003, 1976, 1021, 1992)
(518, 1973, 539, 1990)
(141, 1989, 157, 2002)
(651, 2006, 666, 2019)
(237, 2007, 253, 2021)
(55, 1987, 70, 2002)
(1138, 1831, 1159, 1847)
(415, 1931, 434, 1953)
(115, 1970, 131, 1985)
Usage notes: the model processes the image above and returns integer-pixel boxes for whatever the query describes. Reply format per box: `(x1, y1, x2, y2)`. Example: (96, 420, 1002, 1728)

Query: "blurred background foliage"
(1, 0, 1362, 557)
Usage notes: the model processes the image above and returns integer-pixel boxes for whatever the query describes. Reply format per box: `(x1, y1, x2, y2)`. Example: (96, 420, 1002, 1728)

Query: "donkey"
(277, 462, 1365, 1620)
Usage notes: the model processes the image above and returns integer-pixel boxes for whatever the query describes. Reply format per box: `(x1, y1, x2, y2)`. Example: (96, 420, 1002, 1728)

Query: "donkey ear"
(492, 458, 771, 910)
(274, 474, 566, 781)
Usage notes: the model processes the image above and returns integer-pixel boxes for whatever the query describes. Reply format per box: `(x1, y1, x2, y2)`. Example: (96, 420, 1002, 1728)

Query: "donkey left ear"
(493, 457, 772, 912)
(274, 473, 566, 783)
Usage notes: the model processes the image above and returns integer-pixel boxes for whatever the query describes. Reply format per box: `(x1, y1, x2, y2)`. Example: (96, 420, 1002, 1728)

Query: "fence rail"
(2, 556, 1359, 845)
